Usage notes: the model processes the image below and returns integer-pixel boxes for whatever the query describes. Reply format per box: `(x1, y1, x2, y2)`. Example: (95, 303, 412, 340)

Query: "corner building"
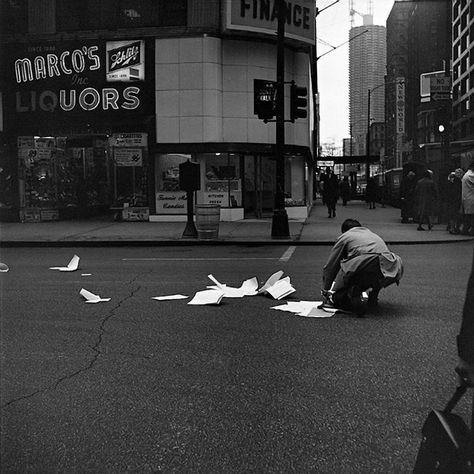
(0, 0, 315, 223)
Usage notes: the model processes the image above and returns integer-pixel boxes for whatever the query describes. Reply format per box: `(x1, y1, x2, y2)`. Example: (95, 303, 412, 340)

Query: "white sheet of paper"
(50, 254, 80, 272)
(188, 289, 224, 305)
(258, 270, 284, 294)
(208, 274, 224, 289)
(266, 278, 295, 300)
(207, 285, 245, 298)
(152, 294, 188, 300)
(207, 275, 258, 298)
(271, 301, 338, 317)
(239, 277, 258, 296)
(80, 288, 111, 303)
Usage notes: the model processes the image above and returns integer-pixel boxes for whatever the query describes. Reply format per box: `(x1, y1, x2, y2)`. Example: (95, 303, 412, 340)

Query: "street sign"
(430, 76, 451, 101)
(431, 92, 451, 101)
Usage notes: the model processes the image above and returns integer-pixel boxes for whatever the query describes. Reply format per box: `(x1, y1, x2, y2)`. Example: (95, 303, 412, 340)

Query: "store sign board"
(225, 0, 315, 44)
(110, 133, 147, 147)
(156, 192, 187, 214)
(5, 40, 152, 126)
(396, 78, 405, 134)
(114, 148, 143, 167)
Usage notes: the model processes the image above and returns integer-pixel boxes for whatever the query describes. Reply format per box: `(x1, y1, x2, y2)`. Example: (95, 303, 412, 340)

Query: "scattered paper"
(152, 294, 188, 301)
(50, 255, 80, 272)
(271, 300, 338, 318)
(80, 288, 111, 303)
(81, 273, 92, 277)
(266, 277, 295, 300)
(188, 289, 224, 305)
(258, 270, 284, 294)
(207, 275, 259, 298)
(0, 263, 9, 272)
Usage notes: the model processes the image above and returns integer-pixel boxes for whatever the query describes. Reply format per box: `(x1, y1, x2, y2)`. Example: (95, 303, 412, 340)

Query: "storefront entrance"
(243, 155, 276, 218)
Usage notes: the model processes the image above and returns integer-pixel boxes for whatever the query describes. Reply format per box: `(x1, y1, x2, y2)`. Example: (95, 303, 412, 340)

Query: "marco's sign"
(6, 39, 150, 124)
(225, 0, 315, 44)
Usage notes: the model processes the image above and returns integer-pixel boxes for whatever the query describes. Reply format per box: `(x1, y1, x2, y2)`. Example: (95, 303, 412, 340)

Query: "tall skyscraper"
(349, 15, 386, 156)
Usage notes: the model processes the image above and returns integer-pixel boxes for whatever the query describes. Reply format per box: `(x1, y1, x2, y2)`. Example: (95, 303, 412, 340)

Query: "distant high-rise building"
(349, 15, 386, 157)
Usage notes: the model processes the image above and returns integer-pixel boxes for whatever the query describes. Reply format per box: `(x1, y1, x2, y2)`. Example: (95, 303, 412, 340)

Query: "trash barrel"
(195, 204, 221, 240)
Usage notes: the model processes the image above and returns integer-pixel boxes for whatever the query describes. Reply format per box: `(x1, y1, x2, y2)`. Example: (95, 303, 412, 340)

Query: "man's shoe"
(347, 285, 367, 317)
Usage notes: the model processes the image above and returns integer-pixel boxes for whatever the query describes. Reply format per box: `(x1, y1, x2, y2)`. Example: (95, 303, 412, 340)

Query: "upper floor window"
(56, 0, 187, 32)
(0, 0, 28, 35)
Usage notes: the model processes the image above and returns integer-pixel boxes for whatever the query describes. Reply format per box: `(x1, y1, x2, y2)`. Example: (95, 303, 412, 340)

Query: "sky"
(316, 0, 395, 149)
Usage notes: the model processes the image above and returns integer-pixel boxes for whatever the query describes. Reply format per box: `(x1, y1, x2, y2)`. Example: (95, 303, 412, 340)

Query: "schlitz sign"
(5, 39, 150, 127)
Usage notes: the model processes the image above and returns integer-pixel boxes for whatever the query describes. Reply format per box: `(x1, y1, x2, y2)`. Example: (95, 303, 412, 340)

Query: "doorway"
(243, 155, 276, 218)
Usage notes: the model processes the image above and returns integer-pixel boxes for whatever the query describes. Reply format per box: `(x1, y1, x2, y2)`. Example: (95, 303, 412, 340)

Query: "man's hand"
(455, 358, 474, 387)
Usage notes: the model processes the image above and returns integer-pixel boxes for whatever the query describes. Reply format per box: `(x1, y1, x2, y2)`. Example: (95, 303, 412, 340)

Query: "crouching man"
(321, 218, 404, 316)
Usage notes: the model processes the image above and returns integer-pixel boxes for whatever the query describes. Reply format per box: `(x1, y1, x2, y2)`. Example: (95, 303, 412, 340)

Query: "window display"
(155, 154, 191, 214)
(203, 153, 241, 207)
(18, 135, 111, 221)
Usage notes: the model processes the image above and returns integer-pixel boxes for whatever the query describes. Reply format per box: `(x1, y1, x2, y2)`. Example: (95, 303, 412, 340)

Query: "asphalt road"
(0, 242, 473, 473)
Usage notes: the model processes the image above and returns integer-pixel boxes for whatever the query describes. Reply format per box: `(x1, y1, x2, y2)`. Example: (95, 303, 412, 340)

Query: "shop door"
(244, 155, 275, 218)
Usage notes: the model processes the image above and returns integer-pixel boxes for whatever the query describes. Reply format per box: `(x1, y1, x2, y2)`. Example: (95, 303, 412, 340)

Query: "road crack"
(1, 272, 148, 410)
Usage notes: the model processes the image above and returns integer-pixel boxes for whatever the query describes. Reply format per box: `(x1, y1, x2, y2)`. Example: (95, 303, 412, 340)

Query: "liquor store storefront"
(3, 38, 154, 222)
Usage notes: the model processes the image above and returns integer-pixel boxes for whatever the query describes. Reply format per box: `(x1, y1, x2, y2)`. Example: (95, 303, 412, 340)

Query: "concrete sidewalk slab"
(0, 201, 472, 246)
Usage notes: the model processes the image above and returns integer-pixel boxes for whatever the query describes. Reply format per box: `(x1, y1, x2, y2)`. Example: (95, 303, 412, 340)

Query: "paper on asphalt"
(152, 294, 188, 300)
(271, 300, 338, 317)
(80, 288, 111, 303)
(0, 262, 9, 272)
(207, 276, 258, 298)
(188, 289, 224, 305)
(266, 277, 295, 300)
(258, 270, 284, 294)
(50, 254, 80, 272)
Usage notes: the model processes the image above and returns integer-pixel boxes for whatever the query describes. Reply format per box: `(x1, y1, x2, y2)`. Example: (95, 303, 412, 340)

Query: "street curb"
(0, 238, 472, 247)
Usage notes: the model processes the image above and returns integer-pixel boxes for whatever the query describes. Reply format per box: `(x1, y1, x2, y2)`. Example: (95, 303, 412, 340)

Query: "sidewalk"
(0, 200, 473, 246)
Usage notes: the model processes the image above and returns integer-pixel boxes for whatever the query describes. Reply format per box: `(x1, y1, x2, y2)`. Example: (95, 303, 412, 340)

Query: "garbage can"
(195, 204, 220, 240)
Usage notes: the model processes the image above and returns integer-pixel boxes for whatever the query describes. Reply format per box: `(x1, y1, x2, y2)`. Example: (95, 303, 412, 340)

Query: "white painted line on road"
(122, 257, 278, 261)
(279, 246, 296, 262)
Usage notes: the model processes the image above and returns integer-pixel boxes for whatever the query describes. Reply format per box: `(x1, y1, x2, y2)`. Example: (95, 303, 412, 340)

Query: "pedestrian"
(446, 171, 462, 234)
(461, 162, 474, 236)
(414, 170, 438, 231)
(339, 175, 351, 206)
(366, 176, 377, 209)
(455, 250, 474, 387)
(320, 167, 339, 218)
(399, 171, 417, 223)
(320, 218, 404, 316)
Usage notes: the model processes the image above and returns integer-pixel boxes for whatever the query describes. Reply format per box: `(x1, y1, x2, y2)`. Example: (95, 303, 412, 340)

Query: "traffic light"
(254, 79, 277, 122)
(290, 81, 307, 122)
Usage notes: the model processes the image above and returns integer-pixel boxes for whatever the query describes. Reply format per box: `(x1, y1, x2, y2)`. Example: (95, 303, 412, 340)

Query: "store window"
(202, 153, 242, 207)
(155, 154, 191, 214)
(17, 135, 111, 221)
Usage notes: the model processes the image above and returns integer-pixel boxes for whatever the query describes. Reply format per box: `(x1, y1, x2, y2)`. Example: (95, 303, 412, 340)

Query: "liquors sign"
(7, 39, 150, 123)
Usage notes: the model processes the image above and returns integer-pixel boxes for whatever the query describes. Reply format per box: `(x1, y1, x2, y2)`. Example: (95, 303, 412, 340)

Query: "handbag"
(413, 383, 473, 473)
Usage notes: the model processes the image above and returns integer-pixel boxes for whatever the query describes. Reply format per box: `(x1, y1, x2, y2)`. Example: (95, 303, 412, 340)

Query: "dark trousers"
(332, 256, 383, 311)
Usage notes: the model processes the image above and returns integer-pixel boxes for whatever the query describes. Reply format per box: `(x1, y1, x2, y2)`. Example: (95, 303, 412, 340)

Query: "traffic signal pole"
(271, 0, 290, 238)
